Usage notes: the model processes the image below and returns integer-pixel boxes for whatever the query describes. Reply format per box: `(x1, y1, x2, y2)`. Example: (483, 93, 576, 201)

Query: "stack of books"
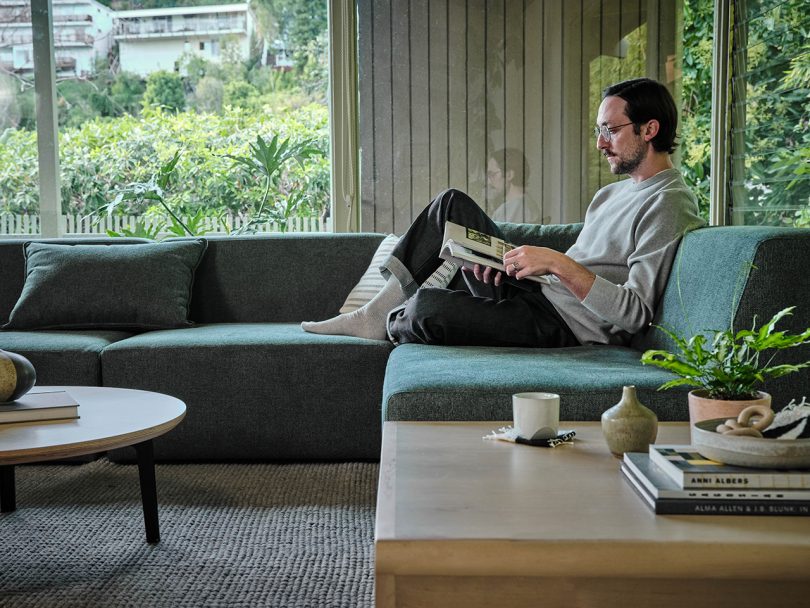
(0, 389, 79, 424)
(622, 445, 810, 516)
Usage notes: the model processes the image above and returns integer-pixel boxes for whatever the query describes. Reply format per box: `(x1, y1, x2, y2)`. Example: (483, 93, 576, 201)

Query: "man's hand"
(503, 245, 596, 300)
(463, 263, 504, 286)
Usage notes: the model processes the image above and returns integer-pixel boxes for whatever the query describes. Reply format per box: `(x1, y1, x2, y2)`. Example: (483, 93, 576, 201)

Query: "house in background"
(0, 0, 114, 77)
(114, 3, 255, 77)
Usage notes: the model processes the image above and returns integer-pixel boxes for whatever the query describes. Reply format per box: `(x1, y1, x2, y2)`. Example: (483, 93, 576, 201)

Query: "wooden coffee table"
(375, 421, 810, 608)
(0, 386, 185, 544)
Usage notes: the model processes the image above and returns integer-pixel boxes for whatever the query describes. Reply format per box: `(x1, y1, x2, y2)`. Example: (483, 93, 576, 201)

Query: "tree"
(224, 80, 258, 108)
(257, 0, 327, 71)
(57, 79, 105, 128)
(142, 70, 186, 112)
(0, 74, 22, 129)
(679, 0, 809, 227)
(110, 71, 146, 116)
(679, 0, 714, 219)
(194, 76, 224, 113)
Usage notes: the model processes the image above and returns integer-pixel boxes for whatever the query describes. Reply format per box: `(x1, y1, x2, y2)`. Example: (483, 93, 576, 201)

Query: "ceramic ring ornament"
(715, 405, 776, 438)
(0, 349, 37, 402)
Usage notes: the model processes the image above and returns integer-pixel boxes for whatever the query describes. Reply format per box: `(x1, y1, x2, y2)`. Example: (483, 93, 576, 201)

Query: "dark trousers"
(384, 189, 579, 347)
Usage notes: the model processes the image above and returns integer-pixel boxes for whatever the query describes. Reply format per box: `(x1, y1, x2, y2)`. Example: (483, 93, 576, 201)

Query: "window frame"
(709, 0, 731, 226)
(32, 0, 61, 237)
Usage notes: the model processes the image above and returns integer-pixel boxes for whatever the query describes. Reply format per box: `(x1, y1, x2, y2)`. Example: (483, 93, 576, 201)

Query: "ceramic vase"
(0, 349, 37, 403)
(601, 385, 658, 458)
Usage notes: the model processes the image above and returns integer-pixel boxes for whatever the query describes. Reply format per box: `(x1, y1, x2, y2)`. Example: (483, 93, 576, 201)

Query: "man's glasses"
(593, 122, 634, 142)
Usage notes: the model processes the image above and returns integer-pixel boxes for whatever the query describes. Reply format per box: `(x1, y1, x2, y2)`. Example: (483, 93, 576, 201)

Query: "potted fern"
(641, 307, 810, 427)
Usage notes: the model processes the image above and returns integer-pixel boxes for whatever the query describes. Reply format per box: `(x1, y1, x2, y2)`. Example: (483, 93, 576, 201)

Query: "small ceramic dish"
(692, 418, 810, 469)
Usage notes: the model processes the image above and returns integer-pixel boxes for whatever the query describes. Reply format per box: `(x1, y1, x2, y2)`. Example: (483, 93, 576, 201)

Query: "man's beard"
(606, 139, 646, 175)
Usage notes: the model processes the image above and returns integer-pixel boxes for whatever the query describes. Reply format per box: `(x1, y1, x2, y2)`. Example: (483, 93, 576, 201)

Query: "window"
(1, 12, 39, 235)
(357, 0, 683, 233)
(727, 0, 809, 227)
(2, 0, 330, 237)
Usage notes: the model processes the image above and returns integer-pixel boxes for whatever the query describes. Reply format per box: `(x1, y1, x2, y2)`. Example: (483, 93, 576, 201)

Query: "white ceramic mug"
(512, 392, 560, 440)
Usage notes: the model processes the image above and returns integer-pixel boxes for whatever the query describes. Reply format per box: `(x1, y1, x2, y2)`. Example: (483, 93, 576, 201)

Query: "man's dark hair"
(602, 78, 678, 154)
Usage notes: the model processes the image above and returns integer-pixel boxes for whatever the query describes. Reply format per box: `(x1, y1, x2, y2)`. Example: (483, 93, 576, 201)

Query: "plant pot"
(687, 389, 771, 434)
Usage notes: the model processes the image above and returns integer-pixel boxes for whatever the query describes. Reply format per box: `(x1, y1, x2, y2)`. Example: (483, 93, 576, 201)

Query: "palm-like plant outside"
(226, 134, 323, 233)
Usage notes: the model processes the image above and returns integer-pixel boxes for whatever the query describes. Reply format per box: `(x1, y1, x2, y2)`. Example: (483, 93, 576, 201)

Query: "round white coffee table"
(0, 386, 186, 543)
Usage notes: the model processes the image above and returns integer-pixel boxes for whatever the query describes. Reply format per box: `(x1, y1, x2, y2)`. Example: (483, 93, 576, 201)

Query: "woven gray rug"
(0, 459, 378, 607)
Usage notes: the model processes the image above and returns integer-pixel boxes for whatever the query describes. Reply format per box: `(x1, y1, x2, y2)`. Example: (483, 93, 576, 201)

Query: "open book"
(439, 221, 553, 285)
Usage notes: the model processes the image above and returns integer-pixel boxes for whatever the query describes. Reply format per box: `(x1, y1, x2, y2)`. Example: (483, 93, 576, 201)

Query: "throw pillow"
(3, 239, 207, 331)
(339, 234, 399, 313)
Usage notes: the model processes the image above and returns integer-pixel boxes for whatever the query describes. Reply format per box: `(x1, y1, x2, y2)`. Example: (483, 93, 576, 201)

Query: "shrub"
(0, 104, 330, 221)
(142, 71, 186, 113)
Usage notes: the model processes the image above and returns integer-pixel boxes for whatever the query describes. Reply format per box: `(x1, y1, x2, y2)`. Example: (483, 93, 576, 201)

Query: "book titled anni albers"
(0, 389, 79, 424)
(622, 451, 810, 516)
(649, 445, 810, 490)
(439, 221, 555, 288)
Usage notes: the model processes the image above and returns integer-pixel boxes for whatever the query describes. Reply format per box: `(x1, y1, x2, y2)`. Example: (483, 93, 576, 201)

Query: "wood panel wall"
(358, 0, 680, 234)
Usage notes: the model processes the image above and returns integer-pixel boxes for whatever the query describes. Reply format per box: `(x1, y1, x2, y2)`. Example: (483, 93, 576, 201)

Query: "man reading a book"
(303, 78, 705, 347)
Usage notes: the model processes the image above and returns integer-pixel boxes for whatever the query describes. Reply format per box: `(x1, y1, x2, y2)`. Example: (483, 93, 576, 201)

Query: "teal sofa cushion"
(632, 226, 810, 407)
(186, 233, 386, 323)
(4, 240, 207, 331)
(0, 330, 133, 386)
(0, 237, 148, 325)
(498, 221, 584, 250)
(101, 323, 393, 461)
(383, 343, 688, 422)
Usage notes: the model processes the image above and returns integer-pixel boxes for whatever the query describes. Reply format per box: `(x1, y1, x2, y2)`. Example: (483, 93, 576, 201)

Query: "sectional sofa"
(1, 223, 808, 462)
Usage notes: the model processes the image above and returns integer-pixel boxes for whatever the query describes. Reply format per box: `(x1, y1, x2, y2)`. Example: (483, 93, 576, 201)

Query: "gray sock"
(301, 276, 407, 340)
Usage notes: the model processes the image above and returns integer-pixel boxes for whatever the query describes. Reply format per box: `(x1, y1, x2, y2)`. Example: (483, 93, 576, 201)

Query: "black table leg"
(133, 440, 160, 544)
(0, 465, 15, 513)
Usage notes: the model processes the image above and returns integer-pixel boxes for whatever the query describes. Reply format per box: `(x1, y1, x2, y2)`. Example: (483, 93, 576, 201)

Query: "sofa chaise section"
(383, 225, 810, 423)
(382, 344, 688, 422)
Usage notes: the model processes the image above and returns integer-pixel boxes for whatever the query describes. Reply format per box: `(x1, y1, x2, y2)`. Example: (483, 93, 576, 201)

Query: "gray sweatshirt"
(542, 168, 704, 346)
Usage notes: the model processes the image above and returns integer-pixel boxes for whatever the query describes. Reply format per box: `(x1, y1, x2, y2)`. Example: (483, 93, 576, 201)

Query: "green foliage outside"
(679, 0, 809, 227)
(0, 0, 330, 231)
(0, 104, 330, 223)
(680, 0, 714, 220)
(142, 71, 187, 113)
(727, 2, 809, 227)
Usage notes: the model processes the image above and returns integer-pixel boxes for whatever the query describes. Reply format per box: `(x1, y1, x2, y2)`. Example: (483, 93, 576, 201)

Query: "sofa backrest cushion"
(632, 226, 810, 354)
(3, 239, 207, 331)
(186, 233, 387, 323)
(0, 237, 149, 326)
(498, 221, 584, 252)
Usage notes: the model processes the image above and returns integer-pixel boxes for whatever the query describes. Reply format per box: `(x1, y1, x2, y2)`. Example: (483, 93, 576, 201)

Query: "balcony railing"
(116, 16, 245, 38)
(0, 10, 30, 23)
(0, 31, 94, 45)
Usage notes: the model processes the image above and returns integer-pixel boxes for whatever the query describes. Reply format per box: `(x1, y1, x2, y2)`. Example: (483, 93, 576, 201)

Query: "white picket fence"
(0, 213, 331, 236)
